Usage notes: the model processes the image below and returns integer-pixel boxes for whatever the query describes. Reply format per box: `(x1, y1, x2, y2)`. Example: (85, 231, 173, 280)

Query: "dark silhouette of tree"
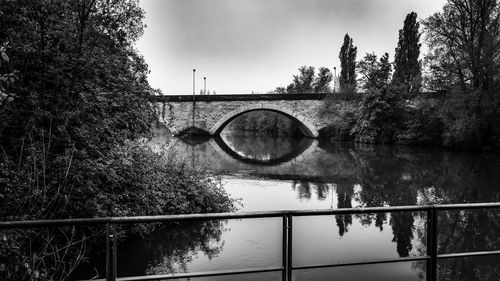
(391, 212, 415, 257)
(295, 181, 312, 200)
(393, 12, 422, 95)
(339, 33, 357, 92)
(315, 183, 330, 200)
(336, 183, 353, 236)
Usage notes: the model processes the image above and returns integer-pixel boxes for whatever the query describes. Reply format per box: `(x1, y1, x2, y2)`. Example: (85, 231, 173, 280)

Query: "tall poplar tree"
(393, 12, 422, 94)
(339, 33, 357, 92)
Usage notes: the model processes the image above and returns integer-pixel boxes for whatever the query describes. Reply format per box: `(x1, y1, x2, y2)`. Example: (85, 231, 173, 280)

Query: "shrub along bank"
(319, 88, 500, 151)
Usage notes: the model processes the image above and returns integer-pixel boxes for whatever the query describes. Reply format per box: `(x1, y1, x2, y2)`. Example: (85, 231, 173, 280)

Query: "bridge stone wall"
(154, 94, 331, 138)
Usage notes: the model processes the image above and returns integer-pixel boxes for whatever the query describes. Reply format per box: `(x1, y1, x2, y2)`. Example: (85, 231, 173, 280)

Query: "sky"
(136, 0, 447, 95)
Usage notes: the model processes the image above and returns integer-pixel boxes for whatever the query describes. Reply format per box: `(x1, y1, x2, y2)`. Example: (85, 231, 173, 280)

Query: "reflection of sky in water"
(223, 177, 337, 211)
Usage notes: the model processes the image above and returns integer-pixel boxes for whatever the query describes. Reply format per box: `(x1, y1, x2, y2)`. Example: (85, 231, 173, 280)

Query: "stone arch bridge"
(153, 94, 331, 138)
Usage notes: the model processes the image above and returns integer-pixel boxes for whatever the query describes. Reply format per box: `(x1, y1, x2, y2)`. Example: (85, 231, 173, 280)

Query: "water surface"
(76, 127, 500, 281)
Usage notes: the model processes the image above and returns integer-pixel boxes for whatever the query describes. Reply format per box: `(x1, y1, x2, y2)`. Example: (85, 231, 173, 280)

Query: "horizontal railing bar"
(291, 205, 431, 216)
(292, 256, 430, 270)
(0, 217, 112, 229)
(0, 212, 286, 229)
(438, 250, 500, 259)
(433, 202, 500, 210)
(89, 266, 284, 281)
(2, 202, 500, 229)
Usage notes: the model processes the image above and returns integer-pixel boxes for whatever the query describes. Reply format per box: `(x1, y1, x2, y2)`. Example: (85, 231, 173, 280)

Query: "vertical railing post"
(112, 224, 117, 281)
(426, 208, 438, 281)
(287, 214, 293, 281)
(282, 216, 288, 281)
(106, 223, 117, 281)
(106, 223, 110, 281)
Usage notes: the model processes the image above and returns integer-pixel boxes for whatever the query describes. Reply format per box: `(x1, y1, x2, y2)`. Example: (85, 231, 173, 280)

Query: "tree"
(0, 0, 156, 156)
(393, 12, 422, 95)
(379, 53, 392, 87)
(0, 1, 236, 279)
(274, 87, 286, 94)
(357, 52, 392, 90)
(357, 53, 379, 90)
(423, 0, 500, 101)
(423, 0, 500, 149)
(287, 66, 315, 93)
(313, 67, 333, 93)
(339, 33, 357, 92)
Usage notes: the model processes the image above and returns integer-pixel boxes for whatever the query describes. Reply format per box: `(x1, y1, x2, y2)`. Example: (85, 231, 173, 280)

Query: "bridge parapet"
(152, 93, 329, 102)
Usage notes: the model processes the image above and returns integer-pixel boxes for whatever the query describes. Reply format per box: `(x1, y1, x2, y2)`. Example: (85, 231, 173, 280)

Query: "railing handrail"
(2, 202, 500, 229)
(2, 201, 500, 281)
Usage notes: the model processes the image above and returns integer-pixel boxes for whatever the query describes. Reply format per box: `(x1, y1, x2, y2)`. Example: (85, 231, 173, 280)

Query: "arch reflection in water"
(176, 132, 314, 167)
(215, 132, 314, 165)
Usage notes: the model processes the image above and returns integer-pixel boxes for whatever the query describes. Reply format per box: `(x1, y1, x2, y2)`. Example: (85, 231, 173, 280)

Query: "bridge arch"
(208, 105, 319, 138)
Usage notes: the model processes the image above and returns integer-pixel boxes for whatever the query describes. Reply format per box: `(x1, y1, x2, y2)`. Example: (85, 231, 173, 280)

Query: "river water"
(78, 127, 500, 280)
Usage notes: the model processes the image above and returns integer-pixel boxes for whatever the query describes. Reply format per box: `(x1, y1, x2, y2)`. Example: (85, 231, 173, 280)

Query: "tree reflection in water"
(313, 140, 500, 280)
(70, 220, 227, 279)
(279, 140, 500, 280)
(115, 221, 227, 277)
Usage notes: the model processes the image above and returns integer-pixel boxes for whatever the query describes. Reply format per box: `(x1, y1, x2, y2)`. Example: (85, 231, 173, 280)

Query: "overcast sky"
(136, 0, 447, 95)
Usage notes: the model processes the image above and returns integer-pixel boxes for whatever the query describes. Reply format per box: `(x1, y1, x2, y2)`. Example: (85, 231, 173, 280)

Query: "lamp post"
(204, 77, 206, 95)
(192, 69, 196, 100)
(333, 67, 337, 93)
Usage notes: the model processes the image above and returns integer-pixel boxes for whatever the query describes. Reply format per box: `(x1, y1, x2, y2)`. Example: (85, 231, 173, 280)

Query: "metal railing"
(2, 202, 500, 281)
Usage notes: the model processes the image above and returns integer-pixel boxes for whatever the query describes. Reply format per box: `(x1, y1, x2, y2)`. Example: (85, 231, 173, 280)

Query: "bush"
(318, 95, 358, 140)
(351, 86, 403, 144)
(395, 98, 444, 145)
(437, 89, 500, 150)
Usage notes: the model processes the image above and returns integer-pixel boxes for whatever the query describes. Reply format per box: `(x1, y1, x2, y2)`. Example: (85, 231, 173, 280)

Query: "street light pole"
(204, 77, 206, 95)
(193, 69, 196, 100)
(333, 67, 337, 93)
